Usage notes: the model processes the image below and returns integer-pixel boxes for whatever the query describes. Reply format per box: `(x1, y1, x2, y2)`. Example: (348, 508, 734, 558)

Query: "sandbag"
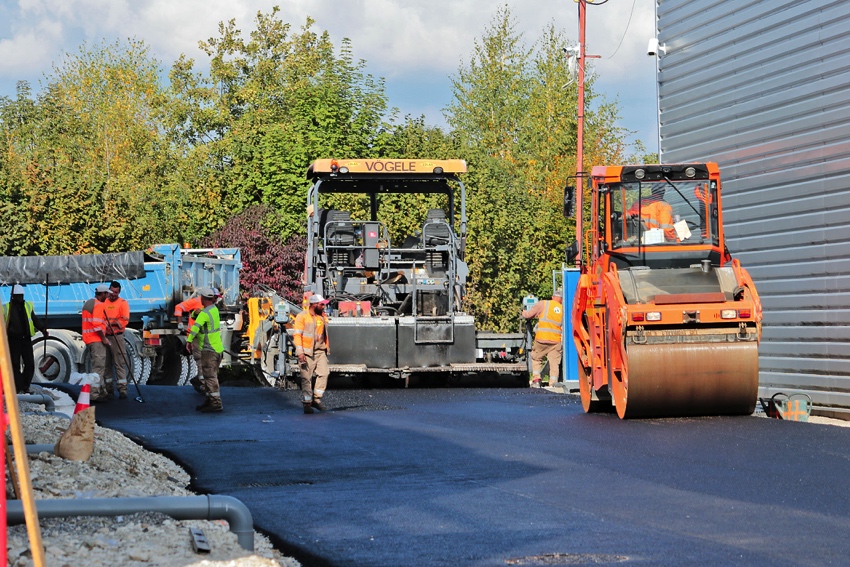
(55, 407, 96, 461)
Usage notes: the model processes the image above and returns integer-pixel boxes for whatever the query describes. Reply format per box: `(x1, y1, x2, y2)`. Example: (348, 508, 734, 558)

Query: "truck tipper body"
(0, 244, 242, 386)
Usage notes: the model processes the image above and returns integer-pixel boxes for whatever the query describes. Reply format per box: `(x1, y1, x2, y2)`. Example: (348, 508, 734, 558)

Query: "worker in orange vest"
(82, 284, 110, 402)
(293, 293, 331, 414)
(521, 291, 564, 388)
(94, 281, 131, 399)
(626, 186, 678, 241)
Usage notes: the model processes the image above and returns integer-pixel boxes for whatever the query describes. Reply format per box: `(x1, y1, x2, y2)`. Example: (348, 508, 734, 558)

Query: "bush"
(201, 205, 306, 302)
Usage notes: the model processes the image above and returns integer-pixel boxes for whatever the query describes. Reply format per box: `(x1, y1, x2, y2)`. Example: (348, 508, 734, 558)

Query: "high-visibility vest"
(81, 298, 104, 344)
(293, 311, 329, 356)
(3, 301, 36, 337)
(188, 305, 224, 354)
(534, 300, 563, 343)
(630, 200, 677, 241)
(100, 297, 130, 335)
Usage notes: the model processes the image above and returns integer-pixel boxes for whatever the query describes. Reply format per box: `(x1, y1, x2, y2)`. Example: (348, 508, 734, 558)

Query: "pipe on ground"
(7, 495, 255, 550)
(25, 444, 55, 455)
(17, 394, 56, 413)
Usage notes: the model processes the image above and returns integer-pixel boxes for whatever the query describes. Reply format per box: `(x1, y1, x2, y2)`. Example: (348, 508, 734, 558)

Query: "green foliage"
(446, 6, 629, 331)
(0, 5, 641, 333)
(0, 40, 191, 254)
(168, 9, 391, 241)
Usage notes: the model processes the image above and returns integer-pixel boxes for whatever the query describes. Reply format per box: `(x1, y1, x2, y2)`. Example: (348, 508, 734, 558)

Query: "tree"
(201, 204, 306, 302)
(167, 8, 392, 242)
(446, 7, 629, 331)
(0, 40, 188, 255)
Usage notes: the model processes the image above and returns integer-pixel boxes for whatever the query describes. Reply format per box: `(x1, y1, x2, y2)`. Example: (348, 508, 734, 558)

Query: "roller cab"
(570, 163, 762, 418)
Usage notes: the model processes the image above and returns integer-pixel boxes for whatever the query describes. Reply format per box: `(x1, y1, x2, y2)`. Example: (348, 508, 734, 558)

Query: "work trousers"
(531, 339, 562, 384)
(104, 335, 129, 395)
(88, 341, 109, 399)
(9, 336, 34, 393)
(200, 350, 223, 408)
(299, 349, 329, 405)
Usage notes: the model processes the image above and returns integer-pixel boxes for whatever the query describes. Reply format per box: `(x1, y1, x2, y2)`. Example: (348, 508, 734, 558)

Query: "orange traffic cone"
(74, 384, 91, 414)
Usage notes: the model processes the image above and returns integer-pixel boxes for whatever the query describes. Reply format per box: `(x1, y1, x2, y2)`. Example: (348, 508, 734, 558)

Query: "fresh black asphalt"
(93, 382, 850, 567)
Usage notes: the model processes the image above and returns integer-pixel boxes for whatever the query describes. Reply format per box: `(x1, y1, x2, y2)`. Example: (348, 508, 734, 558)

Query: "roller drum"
(617, 341, 758, 419)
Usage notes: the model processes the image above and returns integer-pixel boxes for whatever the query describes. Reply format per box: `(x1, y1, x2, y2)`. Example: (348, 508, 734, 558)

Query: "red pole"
(575, 0, 587, 267)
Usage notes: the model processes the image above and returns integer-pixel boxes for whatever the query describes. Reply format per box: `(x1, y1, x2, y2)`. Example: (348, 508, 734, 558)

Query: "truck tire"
(177, 356, 191, 386)
(124, 335, 152, 386)
(179, 356, 199, 387)
(32, 338, 74, 384)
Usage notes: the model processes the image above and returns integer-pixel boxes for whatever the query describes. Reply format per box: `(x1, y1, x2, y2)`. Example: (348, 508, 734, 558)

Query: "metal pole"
(43, 273, 48, 360)
(574, 0, 587, 266)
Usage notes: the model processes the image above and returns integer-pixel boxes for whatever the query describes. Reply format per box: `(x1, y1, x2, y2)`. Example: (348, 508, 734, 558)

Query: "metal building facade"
(656, 0, 850, 413)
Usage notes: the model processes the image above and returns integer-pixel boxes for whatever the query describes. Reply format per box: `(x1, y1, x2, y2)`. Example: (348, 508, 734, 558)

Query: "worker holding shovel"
(94, 281, 131, 399)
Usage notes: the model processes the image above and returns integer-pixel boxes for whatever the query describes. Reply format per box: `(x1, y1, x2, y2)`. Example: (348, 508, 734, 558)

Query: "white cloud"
(0, 18, 62, 76)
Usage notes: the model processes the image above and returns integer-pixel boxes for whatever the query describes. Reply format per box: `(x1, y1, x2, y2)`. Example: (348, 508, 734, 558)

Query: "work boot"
(303, 404, 314, 415)
(311, 400, 327, 412)
(531, 378, 541, 388)
(92, 396, 110, 404)
(119, 392, 128, 400)
(190, 377, 205, 394)
(200, 403, 223, 413)
(196, 399, 212, 411)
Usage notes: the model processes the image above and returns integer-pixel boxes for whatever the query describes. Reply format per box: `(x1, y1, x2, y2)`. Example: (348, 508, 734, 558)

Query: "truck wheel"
(176, 356, 192, 386)
(124, 336, 152, 385)
(32, 338, 73, 384)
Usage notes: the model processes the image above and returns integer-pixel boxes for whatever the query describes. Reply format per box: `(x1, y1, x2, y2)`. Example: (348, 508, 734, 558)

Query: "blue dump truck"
(0, 244, 242, 386)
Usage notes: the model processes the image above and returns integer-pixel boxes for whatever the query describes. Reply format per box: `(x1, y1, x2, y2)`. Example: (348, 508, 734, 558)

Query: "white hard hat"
(12, 284, 24, 295)
(309, 294, 330, 305)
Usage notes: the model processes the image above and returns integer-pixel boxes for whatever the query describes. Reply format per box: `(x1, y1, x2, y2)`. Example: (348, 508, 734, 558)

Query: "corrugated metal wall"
(657, 0, 850, 413)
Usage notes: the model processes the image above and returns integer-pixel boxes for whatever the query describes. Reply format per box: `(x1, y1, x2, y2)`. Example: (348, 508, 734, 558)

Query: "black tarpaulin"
(0, 251, 145, 284)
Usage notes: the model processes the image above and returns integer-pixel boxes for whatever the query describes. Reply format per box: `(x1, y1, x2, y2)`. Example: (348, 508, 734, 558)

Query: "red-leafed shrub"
(201, 205, 306, 303)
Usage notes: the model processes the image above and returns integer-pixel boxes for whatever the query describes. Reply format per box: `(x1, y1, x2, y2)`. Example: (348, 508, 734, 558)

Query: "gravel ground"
(6, 388, 300, 567)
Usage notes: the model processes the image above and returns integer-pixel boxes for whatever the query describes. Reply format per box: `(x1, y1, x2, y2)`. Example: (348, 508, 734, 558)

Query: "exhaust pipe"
(7, 494, 255, 550)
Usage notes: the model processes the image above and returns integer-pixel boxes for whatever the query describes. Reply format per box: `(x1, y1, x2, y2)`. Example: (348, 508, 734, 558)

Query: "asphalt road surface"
(95, 382, 850, 567)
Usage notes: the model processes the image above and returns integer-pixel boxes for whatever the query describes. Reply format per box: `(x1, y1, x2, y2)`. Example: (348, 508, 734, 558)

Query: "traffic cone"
(74, 384, 91, 414)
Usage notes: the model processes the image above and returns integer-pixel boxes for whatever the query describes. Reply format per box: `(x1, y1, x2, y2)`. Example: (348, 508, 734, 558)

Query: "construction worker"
(627, 186, 677, 241)
(82, 284, 110, 402)
(95, 281, 131, 399)
(3, 284, 48, 393)
(293, 293, 330, 414)
(186, 287, 225, 413)
(521, 291, 564, 388)
(174, 289, 216, 393)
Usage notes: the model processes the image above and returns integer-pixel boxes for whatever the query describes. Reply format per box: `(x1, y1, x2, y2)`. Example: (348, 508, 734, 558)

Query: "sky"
(0, 0, 659, 155)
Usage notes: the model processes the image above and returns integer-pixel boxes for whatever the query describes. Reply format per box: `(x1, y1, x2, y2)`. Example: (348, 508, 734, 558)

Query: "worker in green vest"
(185, 287, 225, 413)
(3, 284, 48, 393)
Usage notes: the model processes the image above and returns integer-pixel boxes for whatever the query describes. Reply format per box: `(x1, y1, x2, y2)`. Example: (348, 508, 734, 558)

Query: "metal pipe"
(25, 444, 54, 455)
(17, 394, 56, 413)
(7, 495, 254, 551)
